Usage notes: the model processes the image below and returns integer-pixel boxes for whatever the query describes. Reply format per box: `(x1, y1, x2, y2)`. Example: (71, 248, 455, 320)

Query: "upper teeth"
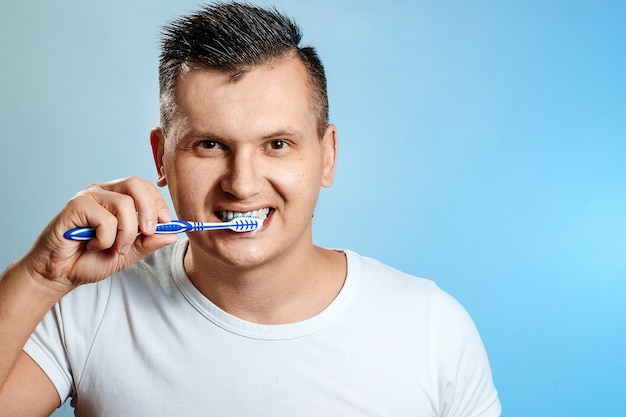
(218, 208, 270, 222)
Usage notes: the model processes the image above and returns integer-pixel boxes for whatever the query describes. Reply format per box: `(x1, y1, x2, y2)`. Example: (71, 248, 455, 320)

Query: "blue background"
(1, 0, 624, 415)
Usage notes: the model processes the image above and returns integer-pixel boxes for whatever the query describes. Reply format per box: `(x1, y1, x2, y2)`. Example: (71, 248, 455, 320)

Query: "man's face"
(151, 55, 337, 269)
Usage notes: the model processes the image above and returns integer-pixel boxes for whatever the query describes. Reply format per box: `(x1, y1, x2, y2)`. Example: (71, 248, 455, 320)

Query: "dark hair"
(159, 2, 328, 137)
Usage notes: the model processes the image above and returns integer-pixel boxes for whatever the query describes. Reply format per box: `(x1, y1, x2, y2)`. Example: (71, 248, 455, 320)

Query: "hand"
(21, 177, 178, 294)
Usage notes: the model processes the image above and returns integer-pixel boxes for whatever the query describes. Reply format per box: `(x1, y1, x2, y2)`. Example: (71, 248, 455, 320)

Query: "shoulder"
(345, 250, 476, 334)
(346, 249, 442, 303)
(345, 251, 501, 415)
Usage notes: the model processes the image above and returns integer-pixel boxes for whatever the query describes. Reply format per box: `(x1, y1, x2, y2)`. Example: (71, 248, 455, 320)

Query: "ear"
(321, 124, 338, 188)
(150, 127, 167, 187)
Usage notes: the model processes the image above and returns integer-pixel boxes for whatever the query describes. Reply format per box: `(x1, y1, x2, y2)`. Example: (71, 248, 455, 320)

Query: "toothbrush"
(64, 217, 262, 241)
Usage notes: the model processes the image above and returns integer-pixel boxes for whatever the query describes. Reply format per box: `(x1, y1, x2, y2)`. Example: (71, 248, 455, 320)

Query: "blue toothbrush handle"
(63, 220, 196, 241)
(63, 227, 97, 241)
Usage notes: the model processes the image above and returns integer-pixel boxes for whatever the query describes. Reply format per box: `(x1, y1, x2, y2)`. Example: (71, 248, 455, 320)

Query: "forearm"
(0, 260, 66, 388)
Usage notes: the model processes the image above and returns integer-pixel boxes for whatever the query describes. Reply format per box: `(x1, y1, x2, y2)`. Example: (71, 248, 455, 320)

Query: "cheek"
(271, 158, 324, 201)
(166, 161, 215, 207)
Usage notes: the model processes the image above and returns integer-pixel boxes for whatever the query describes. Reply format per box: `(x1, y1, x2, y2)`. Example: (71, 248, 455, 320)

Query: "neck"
(183, 242, 346, 325)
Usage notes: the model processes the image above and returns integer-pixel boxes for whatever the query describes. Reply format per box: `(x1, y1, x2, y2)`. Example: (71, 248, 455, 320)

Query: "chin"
(209, 241, 277, 269)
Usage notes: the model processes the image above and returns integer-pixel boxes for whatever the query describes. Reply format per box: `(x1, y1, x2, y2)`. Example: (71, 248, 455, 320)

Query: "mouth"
(215, 208, 272, 224)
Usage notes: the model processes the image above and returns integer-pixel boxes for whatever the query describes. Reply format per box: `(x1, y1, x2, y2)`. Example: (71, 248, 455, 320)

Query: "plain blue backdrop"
(1, 0, 624, 415)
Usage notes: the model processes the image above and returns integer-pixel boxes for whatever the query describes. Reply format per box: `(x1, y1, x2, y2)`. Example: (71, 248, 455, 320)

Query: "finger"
(133, 178, 173, 233)
(98, 192, 139, 254)
(62, 193, 120, 252)
(96, 177, 172, 236)
(134, 233, 179, 258)
(71, 191, 138, 254)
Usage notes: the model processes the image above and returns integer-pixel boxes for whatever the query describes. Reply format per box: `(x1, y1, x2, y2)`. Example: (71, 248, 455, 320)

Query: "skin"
(151, 54, 344, 323)
(0, 178, 177, 414)
(0, 53, 345, 413)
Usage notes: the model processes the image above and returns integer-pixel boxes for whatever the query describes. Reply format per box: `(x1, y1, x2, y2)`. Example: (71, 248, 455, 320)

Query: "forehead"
(171, 56, 317, 138)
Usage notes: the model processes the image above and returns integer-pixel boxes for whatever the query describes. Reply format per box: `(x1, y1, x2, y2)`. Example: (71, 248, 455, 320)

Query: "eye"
(268, 139, 289, 150)
(196, 140, 222, 149)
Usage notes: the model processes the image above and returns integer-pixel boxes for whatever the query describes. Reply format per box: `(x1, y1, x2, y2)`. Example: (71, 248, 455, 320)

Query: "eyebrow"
(180, 127, 306, 141)
(260, 129, 305, 140)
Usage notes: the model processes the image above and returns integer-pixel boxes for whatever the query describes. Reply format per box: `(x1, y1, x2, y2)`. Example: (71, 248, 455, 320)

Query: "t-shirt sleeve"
(23, 306, 74, 401)
(22, 278, 113, 403)
(433, 288, 502, 417)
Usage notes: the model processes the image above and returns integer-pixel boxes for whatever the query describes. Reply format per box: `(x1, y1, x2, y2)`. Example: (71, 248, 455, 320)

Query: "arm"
(435, 290, 501, 417)
(0, 262, 63, 416)
(0, 352, 60, 416)
(0, 177, 177, 414)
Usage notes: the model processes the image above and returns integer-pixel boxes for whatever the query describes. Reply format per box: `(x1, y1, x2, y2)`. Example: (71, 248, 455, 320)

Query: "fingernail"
(145, 220, 157, 234)
(119, 245, 131, 255)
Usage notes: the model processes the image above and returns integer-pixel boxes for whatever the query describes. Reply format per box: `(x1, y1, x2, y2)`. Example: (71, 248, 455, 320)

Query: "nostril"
(219, 156, 263, 200)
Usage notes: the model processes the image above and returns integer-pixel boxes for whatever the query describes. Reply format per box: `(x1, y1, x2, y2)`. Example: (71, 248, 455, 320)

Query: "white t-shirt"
(24, 238, 501, 416)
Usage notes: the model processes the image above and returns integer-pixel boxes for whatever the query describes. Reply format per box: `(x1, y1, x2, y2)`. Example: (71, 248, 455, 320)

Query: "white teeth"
(218, 208, 270, 222)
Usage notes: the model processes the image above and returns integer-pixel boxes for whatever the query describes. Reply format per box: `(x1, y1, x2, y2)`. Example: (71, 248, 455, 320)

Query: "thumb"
(126, 233, 179, 263)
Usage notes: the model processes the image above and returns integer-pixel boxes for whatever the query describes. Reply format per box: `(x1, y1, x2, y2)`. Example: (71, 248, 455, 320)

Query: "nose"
(220, 150, 263, 200)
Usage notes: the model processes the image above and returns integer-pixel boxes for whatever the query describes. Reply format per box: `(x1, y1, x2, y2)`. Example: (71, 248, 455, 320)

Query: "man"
(0, 3, 501, 416)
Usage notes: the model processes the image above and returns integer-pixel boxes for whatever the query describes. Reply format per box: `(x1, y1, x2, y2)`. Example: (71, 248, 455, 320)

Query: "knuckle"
(124, 176, 144, 188)
(84, 181, 101, 190)
(66, 192, 93, 208)
(118, 194, 137, 211)
(100, 215, 119, 230)
(83, 180, 109, 193)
